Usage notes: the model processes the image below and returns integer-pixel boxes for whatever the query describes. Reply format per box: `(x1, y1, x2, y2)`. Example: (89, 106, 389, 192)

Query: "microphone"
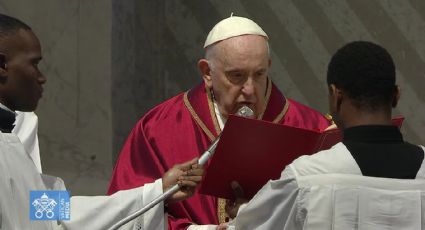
(108, 106, 254, 230)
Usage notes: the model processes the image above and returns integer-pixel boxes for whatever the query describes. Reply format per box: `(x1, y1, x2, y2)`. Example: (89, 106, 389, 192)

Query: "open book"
(199, 115, 404, 200)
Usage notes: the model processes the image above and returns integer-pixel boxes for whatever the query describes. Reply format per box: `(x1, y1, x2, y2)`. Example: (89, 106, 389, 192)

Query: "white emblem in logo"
(32, 193, 57, 219)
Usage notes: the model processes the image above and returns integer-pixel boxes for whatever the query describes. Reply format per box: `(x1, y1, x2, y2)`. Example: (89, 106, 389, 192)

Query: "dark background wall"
(2, 0, 425, 195)
(112, 0, 425, 163)
(0, 0, 112, 195)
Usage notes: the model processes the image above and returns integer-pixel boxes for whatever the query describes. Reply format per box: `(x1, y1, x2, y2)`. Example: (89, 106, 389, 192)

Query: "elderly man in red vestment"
(108, 16, 330, 229)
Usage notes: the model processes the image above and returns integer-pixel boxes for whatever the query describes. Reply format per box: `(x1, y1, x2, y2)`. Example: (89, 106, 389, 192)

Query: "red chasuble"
(108, 80, 330, 229)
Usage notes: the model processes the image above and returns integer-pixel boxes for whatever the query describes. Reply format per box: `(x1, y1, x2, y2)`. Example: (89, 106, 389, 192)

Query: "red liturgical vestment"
(108, 80, 330, 229)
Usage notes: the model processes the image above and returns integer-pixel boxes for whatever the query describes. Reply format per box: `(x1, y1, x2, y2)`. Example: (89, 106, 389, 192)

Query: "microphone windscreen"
(235, 106, 254, 118)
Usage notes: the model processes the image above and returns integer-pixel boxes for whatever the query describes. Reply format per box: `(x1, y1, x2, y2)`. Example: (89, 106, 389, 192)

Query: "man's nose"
(241, 78, 255, 96)
(38, 73, 47, 84)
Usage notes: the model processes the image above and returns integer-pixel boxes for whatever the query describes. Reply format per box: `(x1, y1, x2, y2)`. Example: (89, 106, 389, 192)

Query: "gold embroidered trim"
(325, 113, 335, 125)
(184, 91, 226, 223)
(217, 198, 228, 224)
(258, 78, 272, 120)
(206, 86, 222, 135)
(206, 88, 228, 223)
(183, 92, 216, 142)
(272, 95, 290, 124)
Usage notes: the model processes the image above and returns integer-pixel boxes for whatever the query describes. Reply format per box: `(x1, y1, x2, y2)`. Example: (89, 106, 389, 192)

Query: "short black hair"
(327, 41, 396, 110)
(0, 14, 31, 38)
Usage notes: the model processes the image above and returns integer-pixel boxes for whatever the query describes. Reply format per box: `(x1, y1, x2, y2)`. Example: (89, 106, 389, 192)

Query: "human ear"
(392, 85, 400, 108)
(335, 87, 343, 112)
(198, 59, 212, 88)
(0, 53, 6, 70)
(0, 53, 7, 79)
(329, 84, 343, 112)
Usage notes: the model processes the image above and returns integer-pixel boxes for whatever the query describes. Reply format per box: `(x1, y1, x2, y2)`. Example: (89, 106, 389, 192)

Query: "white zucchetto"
(204, 16, 268, 48)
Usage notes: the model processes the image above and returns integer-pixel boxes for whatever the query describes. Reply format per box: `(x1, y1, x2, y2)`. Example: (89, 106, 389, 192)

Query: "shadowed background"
(1, 0, 424, 195)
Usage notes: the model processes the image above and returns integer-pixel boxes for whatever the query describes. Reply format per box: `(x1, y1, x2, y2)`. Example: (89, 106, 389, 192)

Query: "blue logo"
(30, 190, 70, 221)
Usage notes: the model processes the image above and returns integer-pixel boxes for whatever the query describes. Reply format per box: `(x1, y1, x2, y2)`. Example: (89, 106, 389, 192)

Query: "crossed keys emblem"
(32, 193, 57, 219)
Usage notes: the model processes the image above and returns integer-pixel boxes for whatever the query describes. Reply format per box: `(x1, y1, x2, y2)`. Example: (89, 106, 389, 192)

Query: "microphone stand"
(108, 106, 253, 230)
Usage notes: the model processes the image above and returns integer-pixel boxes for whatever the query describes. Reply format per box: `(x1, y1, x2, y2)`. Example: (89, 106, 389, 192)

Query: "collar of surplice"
(183, 78, 290, 142)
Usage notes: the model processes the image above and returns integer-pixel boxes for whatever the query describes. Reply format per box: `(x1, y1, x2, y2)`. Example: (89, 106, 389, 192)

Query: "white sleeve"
(60, 179, 166, 230)
(230, 167, 303, 230)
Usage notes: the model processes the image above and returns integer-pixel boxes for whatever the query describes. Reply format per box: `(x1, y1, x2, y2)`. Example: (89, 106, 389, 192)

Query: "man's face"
(202, 35, 270, 119)
(0, 29, 45, 111)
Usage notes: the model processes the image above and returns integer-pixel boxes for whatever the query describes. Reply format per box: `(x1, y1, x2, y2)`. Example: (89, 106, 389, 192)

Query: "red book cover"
(199, 115, 404, 200)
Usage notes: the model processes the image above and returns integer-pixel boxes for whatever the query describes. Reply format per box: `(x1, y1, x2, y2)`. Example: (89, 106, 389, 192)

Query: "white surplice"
(230, 142, 425, 230)
(13, 111, 42, 173)
(0, 132, 166, 230)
